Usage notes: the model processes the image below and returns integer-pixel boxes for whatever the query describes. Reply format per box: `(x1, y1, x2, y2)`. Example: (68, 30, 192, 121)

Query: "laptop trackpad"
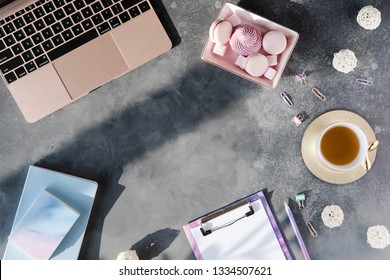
(53, 34, 129, 99)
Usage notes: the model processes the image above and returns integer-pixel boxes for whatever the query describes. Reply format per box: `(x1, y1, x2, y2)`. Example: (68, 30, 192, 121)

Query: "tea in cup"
(317, 122, 368, 171)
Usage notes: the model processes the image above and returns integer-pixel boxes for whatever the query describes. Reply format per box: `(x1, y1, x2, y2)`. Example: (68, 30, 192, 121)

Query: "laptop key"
(111, 4, 123, 14)
(64, 3, 76, 15)
(4, 72, 17, 83)
(101, 0, 113, 8)
(52, 35, 64, 46)
(5, 15, 15, 22)
(0, 40, 5, 50)
(16, 9, 25, 17)
(97, 22, 110, 35)
(13, 18, 26, 29)
(74, 0, 86, 10)
(3, 23, 15, 34)
(32, 45, 44, 56)
(32, 33, 43, 44)
(121, 0, 142, 9)
(61, 18, 73, 29)
(118, 11, 130, 23)
(71, 12, 83, 23)
(129, 7, 140, 18)
(33, 7, 45, 18)
(102, 9, 113, 20)
(52, 23, 64, 34)
(92, 14, 103, 25)
(23, 12, 36, 24)
(61, 29, 74, 41)
(35, 54, 49, 67)
(72, 24, 83, 36)
(12, 43, 24, 55)
(91, 2, 103, 13)
(81, 19, 93, 30)
(42, 40, 54, 51)
(21, 38, 34, 49)
(23, 25, 36, 36)
(25, 61, 37, 73)
(35, 0, 45, 6)
(26, 4, 36, 11)
(109, 17, 121, 28)
(139, 1, 150, 13)
(43, 2, 55, 13)
(0, 49, 13, 64)
(15, 66, 27, 78)
(4, 35, 16, 47)
(33, 19, 46, 31)
(0, 27, 5, 38)
(48, 29, 98, 61)
(81, 7, 93, 18)
(0, 56, 24, 74)
(22, 50, 34, 62)
(14, 30, 26, 41)
(53, 0, 66, 8)
(44, 14, 56, 25)
(42, 27, 54, 39)
(23, 61, 36, 73)
(54, 9, 66, 20)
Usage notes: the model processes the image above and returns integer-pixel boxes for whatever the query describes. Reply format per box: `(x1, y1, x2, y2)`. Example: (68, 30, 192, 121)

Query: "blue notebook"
(3, 166, 98, 260)
(8, 189, 79, 260)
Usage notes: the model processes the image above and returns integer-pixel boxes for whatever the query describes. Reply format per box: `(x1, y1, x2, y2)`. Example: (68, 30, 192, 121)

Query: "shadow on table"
(130, 228, 180, 260)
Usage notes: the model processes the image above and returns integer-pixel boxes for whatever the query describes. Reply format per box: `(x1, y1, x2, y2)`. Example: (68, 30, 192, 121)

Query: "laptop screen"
(0, 0, 15, 9)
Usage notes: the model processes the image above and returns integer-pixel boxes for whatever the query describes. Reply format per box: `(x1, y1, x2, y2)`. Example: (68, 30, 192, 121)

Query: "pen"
(284, 202, 311, 260)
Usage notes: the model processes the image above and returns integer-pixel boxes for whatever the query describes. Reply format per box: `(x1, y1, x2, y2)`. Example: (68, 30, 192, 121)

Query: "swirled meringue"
(229, 24, 262, 56)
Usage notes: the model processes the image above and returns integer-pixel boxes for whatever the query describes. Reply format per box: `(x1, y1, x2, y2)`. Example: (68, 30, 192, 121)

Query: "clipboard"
(183, 191, 292, 260)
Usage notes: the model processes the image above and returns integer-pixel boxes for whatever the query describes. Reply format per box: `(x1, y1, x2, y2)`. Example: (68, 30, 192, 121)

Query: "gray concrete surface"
(1, 0, 390, 260)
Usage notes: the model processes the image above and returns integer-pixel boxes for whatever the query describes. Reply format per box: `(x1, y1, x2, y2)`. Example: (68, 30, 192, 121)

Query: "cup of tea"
(317, 122, 368, 171)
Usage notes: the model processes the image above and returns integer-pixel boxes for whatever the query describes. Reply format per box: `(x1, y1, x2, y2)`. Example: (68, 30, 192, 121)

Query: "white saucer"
(301, 110, 377, 185)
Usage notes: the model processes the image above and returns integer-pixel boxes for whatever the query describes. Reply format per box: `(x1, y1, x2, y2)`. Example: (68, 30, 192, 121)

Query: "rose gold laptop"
(0, 0, 171, 122)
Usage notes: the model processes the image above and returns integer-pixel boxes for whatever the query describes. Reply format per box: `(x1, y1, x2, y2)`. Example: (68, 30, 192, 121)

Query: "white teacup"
(317, 122, 368, 171)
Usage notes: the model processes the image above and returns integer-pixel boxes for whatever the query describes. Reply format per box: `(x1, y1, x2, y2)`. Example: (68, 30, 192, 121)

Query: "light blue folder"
(3, 166, 98, 260)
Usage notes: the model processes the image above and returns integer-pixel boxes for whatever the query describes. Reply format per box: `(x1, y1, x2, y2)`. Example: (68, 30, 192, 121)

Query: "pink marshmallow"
(264, 67, 277, 80)
(213, 44, 227, 56)
(267, 55, 278, 66)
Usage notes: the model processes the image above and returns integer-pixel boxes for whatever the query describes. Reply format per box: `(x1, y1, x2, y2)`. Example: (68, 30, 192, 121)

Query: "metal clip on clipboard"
(200, 199, 255, 236)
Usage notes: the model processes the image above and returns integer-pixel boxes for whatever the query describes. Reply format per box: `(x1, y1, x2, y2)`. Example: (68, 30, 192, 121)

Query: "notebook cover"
(8, 189, 79, 260)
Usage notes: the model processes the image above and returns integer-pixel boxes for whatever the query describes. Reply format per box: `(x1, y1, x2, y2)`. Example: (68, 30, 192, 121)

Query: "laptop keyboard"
(0, 0, 151, 84)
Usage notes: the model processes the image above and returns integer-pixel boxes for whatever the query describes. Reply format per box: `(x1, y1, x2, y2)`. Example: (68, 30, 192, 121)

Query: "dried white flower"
(116, 250, 139, 260)
(357, 6, 381, 30)
(321, 205, 344, 228)
(332, 49, 357, 74)
(367, 225, 390, 249)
